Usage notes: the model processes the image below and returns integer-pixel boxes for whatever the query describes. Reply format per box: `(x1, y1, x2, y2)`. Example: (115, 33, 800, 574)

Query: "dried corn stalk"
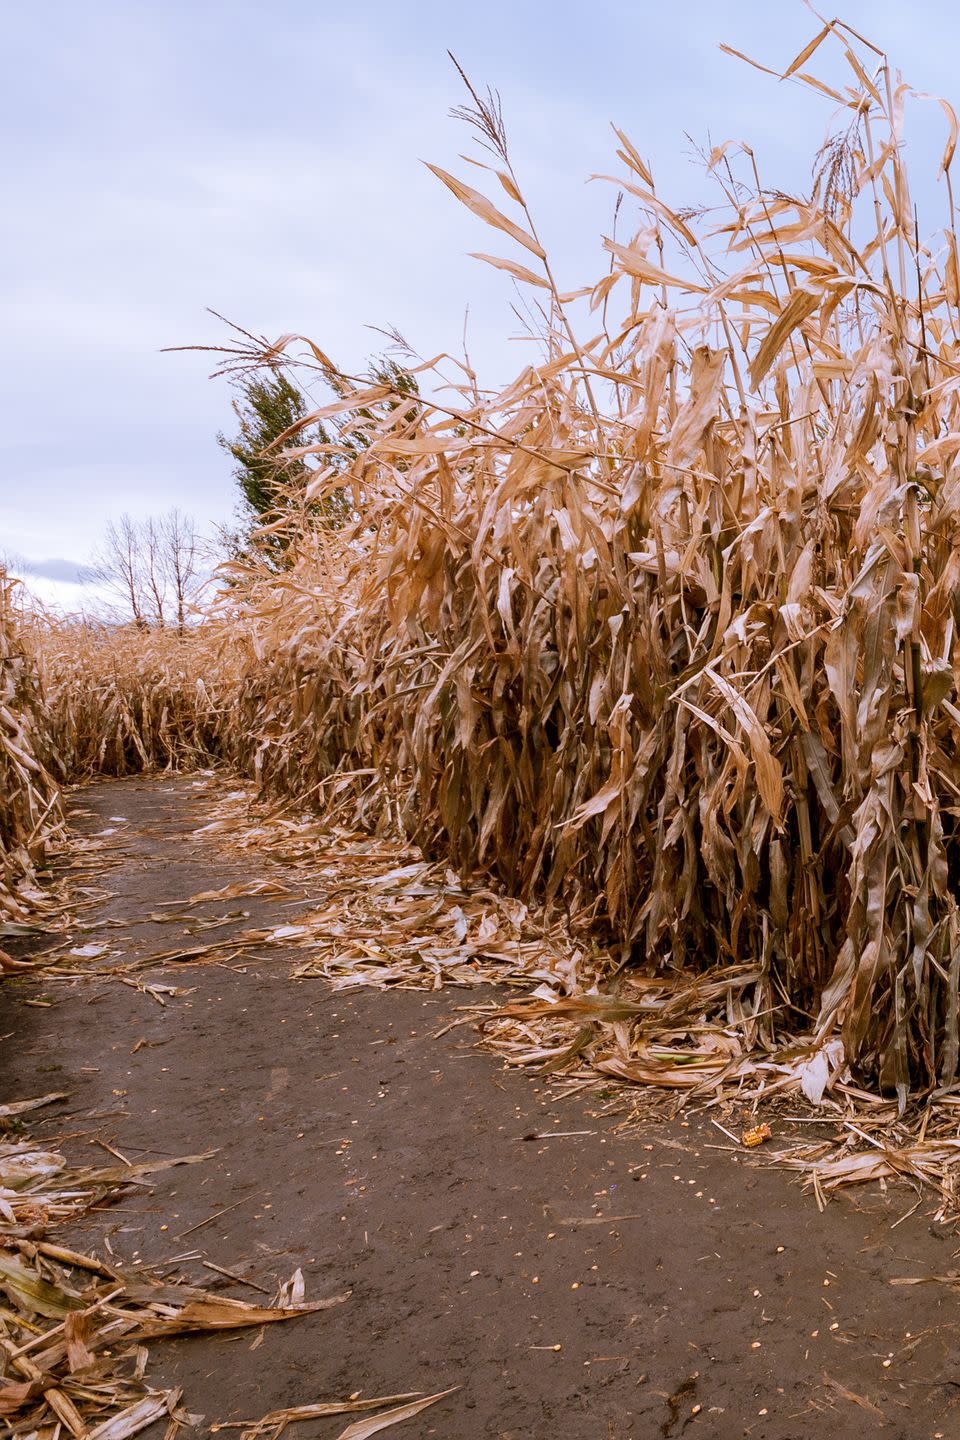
(206, 24, 960, 1100)
(0, 574, 61, 934)
(13, 21, 960, 1109)
(34, 617, 236, 780)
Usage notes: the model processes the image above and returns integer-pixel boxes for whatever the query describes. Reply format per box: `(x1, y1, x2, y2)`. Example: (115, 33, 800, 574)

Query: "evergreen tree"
(217, 361, 420, 565)
(217, 372, 316, 519)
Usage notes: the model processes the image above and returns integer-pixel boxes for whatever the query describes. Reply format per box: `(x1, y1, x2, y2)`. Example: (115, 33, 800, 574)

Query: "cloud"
(18, 557, 95, 585)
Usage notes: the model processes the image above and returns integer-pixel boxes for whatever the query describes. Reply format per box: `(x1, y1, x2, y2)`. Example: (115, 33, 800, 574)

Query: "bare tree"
(94, 515, 147, 627)
(163, 509, 202, 633)
(91, 511, 207, 629)
(142, 517, 167, 629)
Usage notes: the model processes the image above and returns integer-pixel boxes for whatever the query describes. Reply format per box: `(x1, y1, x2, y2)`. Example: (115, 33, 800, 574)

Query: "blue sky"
(4, 0, 960, 606)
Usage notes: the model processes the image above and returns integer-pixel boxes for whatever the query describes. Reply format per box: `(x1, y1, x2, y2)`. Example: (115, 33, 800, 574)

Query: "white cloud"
(7, 571, 112, 620)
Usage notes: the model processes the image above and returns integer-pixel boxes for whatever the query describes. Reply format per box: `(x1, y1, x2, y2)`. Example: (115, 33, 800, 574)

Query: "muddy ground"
(3, 776, 960, 1438)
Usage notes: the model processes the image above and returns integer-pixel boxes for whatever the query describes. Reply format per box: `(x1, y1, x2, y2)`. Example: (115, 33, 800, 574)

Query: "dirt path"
(3, 776, 960, 1438)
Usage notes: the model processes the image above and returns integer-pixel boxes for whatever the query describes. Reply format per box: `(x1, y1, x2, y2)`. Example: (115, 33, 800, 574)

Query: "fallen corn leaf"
(334, 1388, 460, 1440)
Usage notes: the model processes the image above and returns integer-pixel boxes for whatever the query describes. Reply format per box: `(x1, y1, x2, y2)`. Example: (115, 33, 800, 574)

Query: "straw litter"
(0, 1092, 351, 1437)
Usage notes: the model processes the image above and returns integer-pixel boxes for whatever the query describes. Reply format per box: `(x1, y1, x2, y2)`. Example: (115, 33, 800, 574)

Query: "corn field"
(0, 577, 61, 933)
(8, 20, 960, 1103)
(35, 618, 230, 779)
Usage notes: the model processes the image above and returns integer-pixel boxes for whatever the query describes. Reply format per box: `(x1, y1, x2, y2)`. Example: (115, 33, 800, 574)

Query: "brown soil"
(3, 776, 960, 1438)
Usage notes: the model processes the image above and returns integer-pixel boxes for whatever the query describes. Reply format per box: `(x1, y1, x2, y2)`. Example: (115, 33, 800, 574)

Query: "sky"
(4, 0, 960, 610)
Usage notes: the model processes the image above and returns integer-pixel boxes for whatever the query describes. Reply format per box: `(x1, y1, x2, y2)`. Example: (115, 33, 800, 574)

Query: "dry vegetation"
(35, 619, 230, 780)
(10, 20, 960, 1430)
(8, 20, 960, 1106)
(0, 577, 61, 937)
(215, 22, 960, 1107)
